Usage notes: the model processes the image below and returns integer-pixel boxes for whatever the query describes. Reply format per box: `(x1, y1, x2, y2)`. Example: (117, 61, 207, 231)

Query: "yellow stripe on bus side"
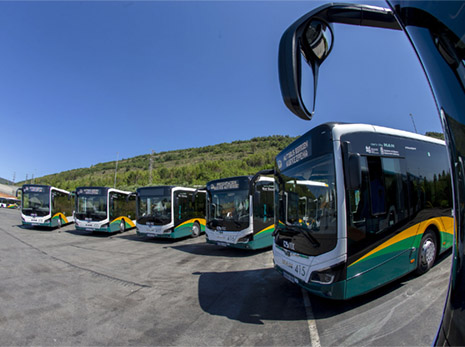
(111, 217, 136, 228)
(53, 213, 68, 224)
(255, 224, 275, 236)
(349, 216, 454, 267)
(177, 218, 206, 228)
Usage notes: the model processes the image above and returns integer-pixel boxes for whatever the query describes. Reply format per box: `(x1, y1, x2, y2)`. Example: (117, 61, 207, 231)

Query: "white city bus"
(0, 197, 20, 208)
(136, 186, 206, 239)
(206, 172, 275, 250)
(273, 123, 453, 300)
(75, 187, 136, 233)
(20, 184, 74, 228)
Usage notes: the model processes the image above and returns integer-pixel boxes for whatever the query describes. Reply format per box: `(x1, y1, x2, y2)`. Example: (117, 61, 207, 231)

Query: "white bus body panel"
(206, 224, 253, 245)
(136, 221, 174, 236)
(273, 126, 348, 283)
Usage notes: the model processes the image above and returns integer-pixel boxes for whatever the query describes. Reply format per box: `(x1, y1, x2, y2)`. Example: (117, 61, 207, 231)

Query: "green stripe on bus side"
(110, 217, 135, 229)
(175, 218, 206, 231)
(347, 236, 417, 278)
(440, 229, 454, 250)
(52, 213, 68, 224)
(255, 224, 274, 236)
(348, 216, 454, 278)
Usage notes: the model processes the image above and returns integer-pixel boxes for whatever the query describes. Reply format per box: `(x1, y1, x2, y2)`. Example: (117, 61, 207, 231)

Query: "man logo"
(283, 240, 295, 251)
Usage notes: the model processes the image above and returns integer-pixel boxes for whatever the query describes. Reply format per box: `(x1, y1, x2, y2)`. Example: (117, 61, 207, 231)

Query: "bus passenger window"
(367, 157, 386, 216)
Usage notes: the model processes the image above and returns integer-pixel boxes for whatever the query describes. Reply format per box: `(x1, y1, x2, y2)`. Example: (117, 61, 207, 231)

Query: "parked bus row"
(0, 197, 20, 209)
(15, 122, 454, 300)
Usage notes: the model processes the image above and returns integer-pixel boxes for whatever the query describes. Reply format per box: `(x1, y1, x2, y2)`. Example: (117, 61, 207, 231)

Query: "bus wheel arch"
(416, 227, 438, 275)
(191, 221, 201, 238)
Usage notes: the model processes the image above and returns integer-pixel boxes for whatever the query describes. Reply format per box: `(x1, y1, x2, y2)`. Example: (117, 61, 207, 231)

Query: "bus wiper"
(285, 224, 320, 248)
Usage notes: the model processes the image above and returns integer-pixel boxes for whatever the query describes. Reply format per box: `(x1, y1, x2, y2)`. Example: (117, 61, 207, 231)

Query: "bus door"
(346, 155, 413, 298)
(252, 181, 275, 238)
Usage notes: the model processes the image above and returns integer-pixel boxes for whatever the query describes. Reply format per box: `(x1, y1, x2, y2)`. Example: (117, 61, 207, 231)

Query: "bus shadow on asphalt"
(64, 228, 122, 238)
(172, 243, 271, 257)
(16, 225, 57, 231)
(117, 233, 190, 244)
(194, 267, 306, 324)
(308, 249, 452, 318)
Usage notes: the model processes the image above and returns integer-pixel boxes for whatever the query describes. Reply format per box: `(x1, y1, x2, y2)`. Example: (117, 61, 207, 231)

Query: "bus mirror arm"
(347, 154, 362, 190)
(192, 187, 206, 203)
(279, 3, 400, 120)
(126, 192, 136, 202)
(249, 169, 274, 193)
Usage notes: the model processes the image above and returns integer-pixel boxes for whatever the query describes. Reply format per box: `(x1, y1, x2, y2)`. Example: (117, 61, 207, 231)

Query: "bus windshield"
(76, 194, 107, 221)
(138, 190, 172, 225)
(276, 153, 337, 256)
(22, 189, 50, 217)
(208, 188, 250, 231)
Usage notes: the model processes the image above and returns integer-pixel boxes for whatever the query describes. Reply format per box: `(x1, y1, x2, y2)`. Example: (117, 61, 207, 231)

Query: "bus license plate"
(283, 271, 298, 284)
(147, 233, 156, 238)
(216, 242, 228, 247)
(277, 255, 308, 281)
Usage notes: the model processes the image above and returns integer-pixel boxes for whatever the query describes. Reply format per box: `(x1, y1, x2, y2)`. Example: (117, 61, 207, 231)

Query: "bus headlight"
(238, 235, 252, 243)
(310, 262, 346, 285)
(310, 272, 335, 284)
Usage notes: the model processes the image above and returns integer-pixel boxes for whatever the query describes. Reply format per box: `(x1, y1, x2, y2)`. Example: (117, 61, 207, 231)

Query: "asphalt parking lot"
(0, 208, 452, 346)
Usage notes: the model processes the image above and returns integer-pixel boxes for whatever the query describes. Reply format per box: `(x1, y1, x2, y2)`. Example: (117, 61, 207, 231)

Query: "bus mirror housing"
(279, 3, 400, 120)
(126, 192, 136, 202)
(249, 169, 274, 193)
(348, 153, 362, 190)
(16, 188, 22, 199)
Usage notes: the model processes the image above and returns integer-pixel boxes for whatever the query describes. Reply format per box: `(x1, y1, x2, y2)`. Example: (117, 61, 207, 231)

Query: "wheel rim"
(120, 221, 125, 232)
(192, 224, 199, 236)
(421, 238, 436, 267)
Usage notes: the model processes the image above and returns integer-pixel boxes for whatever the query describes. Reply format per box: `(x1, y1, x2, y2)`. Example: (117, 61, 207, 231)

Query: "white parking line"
(302, 288, 321, 347)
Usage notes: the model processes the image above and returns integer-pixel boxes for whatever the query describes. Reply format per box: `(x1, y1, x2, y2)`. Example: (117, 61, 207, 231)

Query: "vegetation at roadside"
(19, 135, 297, 191)
(16, 130, 445, 192)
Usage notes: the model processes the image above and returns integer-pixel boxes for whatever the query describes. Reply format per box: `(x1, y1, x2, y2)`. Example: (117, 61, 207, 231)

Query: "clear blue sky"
(0, 0, 441, 183)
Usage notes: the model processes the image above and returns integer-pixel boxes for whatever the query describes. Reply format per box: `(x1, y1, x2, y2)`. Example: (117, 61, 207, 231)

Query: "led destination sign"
(208, 180, 240, 191)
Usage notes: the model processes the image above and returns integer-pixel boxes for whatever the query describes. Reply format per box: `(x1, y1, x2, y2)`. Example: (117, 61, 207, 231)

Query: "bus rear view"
(273, 123, 453, 299)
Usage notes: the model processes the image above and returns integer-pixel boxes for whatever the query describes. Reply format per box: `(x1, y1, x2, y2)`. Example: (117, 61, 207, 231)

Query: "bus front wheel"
(191, 222, 200, 238)
(120, 221, 126, 233)
(416, 230, 437, 275)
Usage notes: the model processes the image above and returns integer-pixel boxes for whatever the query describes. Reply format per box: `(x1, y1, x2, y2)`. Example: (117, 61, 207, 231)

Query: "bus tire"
(57, 218, 62, 229)
(191, 222, 200, 238)
(416, 229, 437, 275)
(120, 220, 126, 233)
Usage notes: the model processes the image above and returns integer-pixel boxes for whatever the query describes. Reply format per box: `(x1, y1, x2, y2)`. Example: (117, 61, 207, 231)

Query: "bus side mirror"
(16, 188, 22, 198)
(347, 154, 362, 190)
(279, 18, 333, 120)
(126, 193, 136, 202)
(279, 4, 399, 120)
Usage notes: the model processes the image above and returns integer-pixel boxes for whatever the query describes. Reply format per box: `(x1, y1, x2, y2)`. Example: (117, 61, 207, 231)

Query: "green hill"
(20, 135, 297, 191)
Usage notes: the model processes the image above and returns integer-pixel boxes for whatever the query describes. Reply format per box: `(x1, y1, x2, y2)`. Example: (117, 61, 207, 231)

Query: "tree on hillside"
(425, 131, 445, 140)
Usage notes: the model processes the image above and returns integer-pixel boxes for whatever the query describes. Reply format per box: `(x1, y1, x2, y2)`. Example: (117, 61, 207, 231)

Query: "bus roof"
(75, 186, 133, 195)
(22, 184, 72, 195)
(330, 123, 445, 146)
